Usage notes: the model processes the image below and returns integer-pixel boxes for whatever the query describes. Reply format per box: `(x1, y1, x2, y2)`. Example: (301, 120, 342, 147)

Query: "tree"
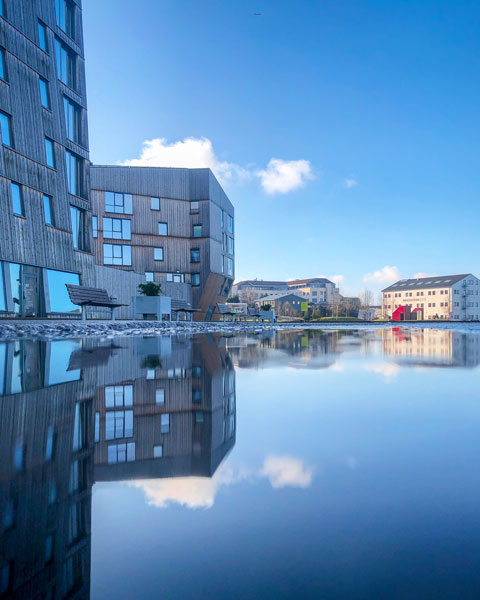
(227, 294, 240, 303)
(138, 282, 162, 296)
(261, 303, 272, 311)
(358, 288, 374, 320)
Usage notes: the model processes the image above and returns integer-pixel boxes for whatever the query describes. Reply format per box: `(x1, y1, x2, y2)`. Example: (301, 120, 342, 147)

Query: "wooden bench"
(66, 284, 127, 320)
(171, 299, 199, 322)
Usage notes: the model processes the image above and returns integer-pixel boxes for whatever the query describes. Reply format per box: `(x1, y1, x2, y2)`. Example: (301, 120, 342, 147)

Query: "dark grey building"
(0, 0, 95, 318)
(90, 166, 235, 321)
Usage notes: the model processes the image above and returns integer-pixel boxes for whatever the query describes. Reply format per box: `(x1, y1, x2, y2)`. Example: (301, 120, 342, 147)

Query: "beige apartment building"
(382, 274, 480, 321)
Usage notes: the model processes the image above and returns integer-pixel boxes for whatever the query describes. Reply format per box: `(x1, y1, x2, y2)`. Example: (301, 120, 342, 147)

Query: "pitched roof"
(234, 280, 287, 288)
(287, 277, 333, 286)
(257, 293, 306, 302)
(382, 274, 472, 292)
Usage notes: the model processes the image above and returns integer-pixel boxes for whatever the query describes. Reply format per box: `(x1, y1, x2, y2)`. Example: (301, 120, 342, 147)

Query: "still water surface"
(1, 327, 480, 599)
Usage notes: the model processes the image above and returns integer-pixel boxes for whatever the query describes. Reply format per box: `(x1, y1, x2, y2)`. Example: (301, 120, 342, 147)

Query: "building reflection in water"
(0, 334, 235, 599)
(380, 327, 480, 367)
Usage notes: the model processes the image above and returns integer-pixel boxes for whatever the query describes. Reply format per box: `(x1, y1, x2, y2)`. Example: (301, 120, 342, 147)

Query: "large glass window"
(105, 192, 132, 214)
(38, 21, 48, 52)
(105, 410, 133, 440)
(70, 206, 86, 250)
(55, 0, 75, 38)
(154, 247, 163, 261)
(158, 222, 168, 236)
(55, 39, 76, 89)
(65, 150, 82, 196)
(63, 96, 80, 143)
(0, 112, 12, 147)
(107, 442, 135, 464)
(227, 214, 234, 233)
(190, 249, 200, 263)
(103, 244, 131, 266)
(228, 236, 234, 255)
(45, 138, 55, 168)
(39, 77, 50, 109)
(43, 194, 54, 226)
(92, 216, 97, 238)
(10, 183, 24, 216)
(0, 48, 6, 81)
(103, 217, 131, 240)
(105, 385, 133, 408)
(193, 224, 202, 238)
(192, 273, 200, 287)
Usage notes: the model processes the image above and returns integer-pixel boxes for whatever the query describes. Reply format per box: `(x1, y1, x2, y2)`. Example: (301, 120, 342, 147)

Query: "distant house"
(255, 293, 306, 317)
(233, 277, 338, 305)
(358, 306, 382, 320)
(382, 274, 480, 321)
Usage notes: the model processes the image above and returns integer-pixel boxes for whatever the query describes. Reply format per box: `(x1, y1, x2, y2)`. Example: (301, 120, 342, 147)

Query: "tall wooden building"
(0, 0, 95, 318)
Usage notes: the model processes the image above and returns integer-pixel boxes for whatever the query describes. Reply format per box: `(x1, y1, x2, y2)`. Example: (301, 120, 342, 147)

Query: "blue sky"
(83, 0, 480, 295)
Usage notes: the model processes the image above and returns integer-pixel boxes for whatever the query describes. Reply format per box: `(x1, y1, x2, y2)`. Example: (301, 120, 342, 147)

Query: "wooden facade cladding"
(0, 0, 94, 289)
(90, 166, 235, 316)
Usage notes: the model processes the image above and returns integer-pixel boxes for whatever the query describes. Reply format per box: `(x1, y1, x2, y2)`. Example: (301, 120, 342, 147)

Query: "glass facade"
(45, 269, 80, 314)
(55, 0, 75, 38)
(55, 39, 76, 89)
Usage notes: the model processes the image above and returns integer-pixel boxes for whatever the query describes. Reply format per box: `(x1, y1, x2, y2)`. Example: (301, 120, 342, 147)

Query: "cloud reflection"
(364, 362, 400, 381)
(132, 455, 315, 509)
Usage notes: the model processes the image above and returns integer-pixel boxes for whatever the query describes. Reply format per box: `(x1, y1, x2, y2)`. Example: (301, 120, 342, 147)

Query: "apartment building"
(0, 0, 95, 318)
(382, 274, 480, 321)
(90, 166, 235, 321)
(0, 1, 235, 321)
(233, 277, 338, 304)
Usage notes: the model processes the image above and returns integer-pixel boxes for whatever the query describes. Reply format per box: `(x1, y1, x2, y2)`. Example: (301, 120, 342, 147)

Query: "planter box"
(133, 296, 171, 320)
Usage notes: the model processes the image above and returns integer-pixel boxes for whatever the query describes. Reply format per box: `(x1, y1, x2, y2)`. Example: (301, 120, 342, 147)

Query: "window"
(0, 0, 3, 17)
(145, 272, 154, 282)
(155, 389, 165, 405)
(55, 39, 76, 89)
(38, 21, 48, 52)
(193, 224, 202, 238)
(103, 217, 131, 240)
(70, 206, 86, 250)
(0, 48, 6, 81)
(192, 389, 201, 404)
(0, 112, 12, 147)
(65, 150, 82, 196)
(190, 249, 200, 263)
(103, 244, 131, 266)
(105, 191, 132, 214)
(226, 257, 234, 276)
(55, 0, 75, 38)
(146, 369, 155, 380)
(105, 410, 133, 440)
(166, 273, 184, 283)
(227, 236, 234, 254)
(92, 216, 97, 238)
(153, 445, 163, 458)
(154, 247, 163, 261)
(72, 402, 87, 451)
(43, 194, 54, 225)
(151, 197, 160, 210)
(190, 201, 199, 213)
(161, 414, 170, 434)
(227, 214, 234, 233)
(107, 442, 135, 464)
(45, 269, 80, 313)
(11, 183, 24, 216)
(45, 426, 55, 461)
(105, 385, 133, 408)
(158, 222, 168, 236)
(45, 138, 55, 168)
(221, 210, 224, 228)
(39, 77, 50, 109)
(63, 96, 80, 143)
(192, 273, 200, 287)
(95, 412, 100, 442)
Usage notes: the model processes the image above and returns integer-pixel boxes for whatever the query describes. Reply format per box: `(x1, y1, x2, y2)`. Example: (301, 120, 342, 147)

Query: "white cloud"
(256, 158, 315, 195)
(261, 455, 314, 489)
(121, 137, 249, 186)
(363, 265, 402, 284)
(365, 362, 400, 381)
(412, 272, 436, 279)
(317, 274, 345, 286)
(131, 464, 250, 510)
(344, 178, 358, 189)
(121, 137, 314, 195)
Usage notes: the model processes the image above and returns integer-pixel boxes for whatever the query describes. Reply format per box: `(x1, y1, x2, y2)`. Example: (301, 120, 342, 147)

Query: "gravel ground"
(0, 319, 479, 341)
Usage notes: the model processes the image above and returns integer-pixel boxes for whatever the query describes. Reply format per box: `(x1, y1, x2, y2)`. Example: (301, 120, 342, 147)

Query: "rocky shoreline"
(0, 319, 479, 341)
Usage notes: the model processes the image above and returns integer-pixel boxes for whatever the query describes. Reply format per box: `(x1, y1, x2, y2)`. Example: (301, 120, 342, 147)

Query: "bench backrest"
(217, 303, 235, 315)
(171, 299, 192, 311)
(66, 284, 112, 306)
